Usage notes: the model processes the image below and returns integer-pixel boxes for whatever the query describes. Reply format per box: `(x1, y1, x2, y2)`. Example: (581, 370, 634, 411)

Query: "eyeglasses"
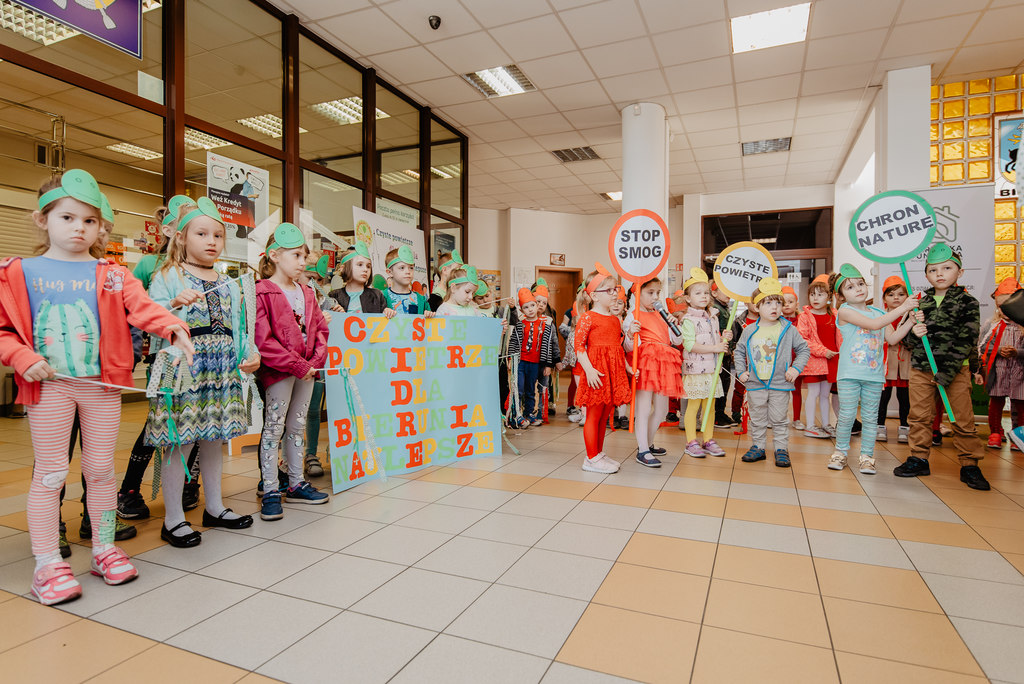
(592, 288, 617, 294)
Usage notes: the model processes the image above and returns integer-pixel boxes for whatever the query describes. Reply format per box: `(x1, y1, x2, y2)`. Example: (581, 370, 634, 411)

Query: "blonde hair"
(339, 251, 372, 284)
(35, 174, 105, 259)
(159, 203, 226, 274)
(256, 232, 309, 279)
(443, 268, 468, 302)
(683, 281, 713, 314)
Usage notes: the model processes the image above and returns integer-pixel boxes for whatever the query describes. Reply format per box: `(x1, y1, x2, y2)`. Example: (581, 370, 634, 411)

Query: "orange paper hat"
(412, 281, 423, 294)
(993, 276, 1021, 298)
(586, 262, 613, 295)
(882, 275, 907, 293)
(781, 285, 797, 297)
(518, 287, 536, 307)
(616, 287, 627, 302)
(810, 273, 830, 289)
(534, 285, 549, 299)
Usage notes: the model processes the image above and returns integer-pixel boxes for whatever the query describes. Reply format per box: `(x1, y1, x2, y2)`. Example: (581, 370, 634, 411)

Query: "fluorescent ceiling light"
(0, 0, 160, 46)
(601, 191, 622, 201)
(310, 97, 389, 125)
(741, 137, 792, 155)
(236, 114, 306, 139)
(312, 180, 341, 192)
(752, 237, 777, 244)
(184, 129, 230, 151)
(431, 165, 460, 179)
(730, 2, 810, 54)
(462, 65, 536, 98)
(381, 171, 416, 186)
(106, 142, 162, 160)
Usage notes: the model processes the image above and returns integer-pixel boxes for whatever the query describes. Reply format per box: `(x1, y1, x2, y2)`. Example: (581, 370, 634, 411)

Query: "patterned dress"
(146, 271, 247, 446)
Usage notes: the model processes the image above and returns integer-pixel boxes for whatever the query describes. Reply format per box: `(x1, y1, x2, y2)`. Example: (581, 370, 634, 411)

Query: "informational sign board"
(206, 152, 271, 263)
(14, 0, 144, 59)
(996, 115, 1023, 200)
(711, 241, 778, 302)
(608, 209, 670, 283)
(849, 190, 937, 263)
(324, 314, 502, 493)
(352, 207, 428, 286)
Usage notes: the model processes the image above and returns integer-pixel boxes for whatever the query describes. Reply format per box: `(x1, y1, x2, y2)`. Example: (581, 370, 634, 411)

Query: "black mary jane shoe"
(202, 508, 255, 530)
(161, 521, 202, 548)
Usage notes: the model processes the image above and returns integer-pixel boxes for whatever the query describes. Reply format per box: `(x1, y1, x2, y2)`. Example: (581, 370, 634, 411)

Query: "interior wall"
(834, 108, 878, 293)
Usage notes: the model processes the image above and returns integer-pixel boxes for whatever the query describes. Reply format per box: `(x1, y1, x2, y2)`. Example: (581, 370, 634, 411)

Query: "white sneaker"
(824, 425, 836, 438)
(898, 426, 909, 443)
(793, 420, 805, 430)
(567, 411, 582, 424)
(876, 426, 888, 443)
(827, 452, 847, 471)
(582, 453, 618, 474)
(858, 456, 876, 474)
(599, 454, 621, 473)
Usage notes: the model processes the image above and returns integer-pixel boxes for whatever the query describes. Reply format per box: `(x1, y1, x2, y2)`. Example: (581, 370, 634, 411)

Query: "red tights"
(583, 403, 615, 458)
(989, 396, 1024, 435)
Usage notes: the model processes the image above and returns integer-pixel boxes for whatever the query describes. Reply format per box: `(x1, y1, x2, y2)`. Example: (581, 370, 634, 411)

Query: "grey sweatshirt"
(734, 318, 810, 392)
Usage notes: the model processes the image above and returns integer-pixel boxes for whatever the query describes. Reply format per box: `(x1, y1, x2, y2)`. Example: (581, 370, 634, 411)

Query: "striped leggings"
(835, 379, 883, 457)
(27, 378, 120, 556)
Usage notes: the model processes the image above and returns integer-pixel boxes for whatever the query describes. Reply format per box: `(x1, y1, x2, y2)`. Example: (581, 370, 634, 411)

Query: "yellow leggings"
(684, 398, 713, 445)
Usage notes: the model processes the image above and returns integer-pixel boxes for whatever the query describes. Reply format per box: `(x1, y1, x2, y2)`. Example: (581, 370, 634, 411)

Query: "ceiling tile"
(563, 105, 622, 129)
(739, 120, 794, 141)
(689, 128, 740, 149)
(510, 151, 563, 168)
(796, 89, 870, 117)
(731, 43, 806, 82)
(738, 99, 798, 126)
(488, 92, 559, 118)
(703, 169, 740, 182)
(637, 0, 725, 33)
(602, 69, 670, 102)
(808, 0, 899, 39)
(514, 113, 575, 136)
(442, 100, 508, 126)
(674, 85, 736, 115)
(318, 8, 417, 56)
(518, 52, 597, 89)
(466, 120, 528, 142)
(727, 0, 802, 17)
(696, 158, 741, 173)
(805, 30, 888, 71)
(693, 144, 740, 162)
(652, 22, 731, 67)
(794, 111, 857, 135)
(801, 63, 875, 96)
(460, 0, 554, 28)
(591, 141, 622, 158)
(876, 50, 954, 81)
(881, 16, 976, 59)
(468, 142, 502, 160)
(899, 0, 990, 24)
(791, 131, 850, 150)
(788, 159, 835, 174)
(534, 131, 589, 149)
(368, 46, 452, 84)
(559, 0, 648, 49)
(490, 137, 547, 156)
(583, 38, 660, 78)
(473, 157, 519, 173)
(788, 147, 841, 163)
(785, 172, 833, 185)
(490, 16, 574, 62)
(281, 0, 372, 21)
(544, 82, 614, 111)
(580, 125, 623, 145)
(743, 151, 789, 168)
(406, 75, 480, 107)
(379, 0, 482, 43)
(736, 74, 801, 106)
(426, 32, 512, 75)
(664, 56, 733, 93)
(944, 39, 1024, 76)
(683, 108, 738, 133)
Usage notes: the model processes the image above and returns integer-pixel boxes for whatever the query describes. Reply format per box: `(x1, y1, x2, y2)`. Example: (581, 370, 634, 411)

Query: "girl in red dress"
(798, 274, 840, 438)
(574, 265, 639, 473)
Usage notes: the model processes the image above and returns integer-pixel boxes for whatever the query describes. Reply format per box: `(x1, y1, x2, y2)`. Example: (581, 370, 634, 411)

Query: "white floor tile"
(950, 617, 1024, 683)
(274, 515, 384, 552)
(197, 540, 329, 589)
(134, 529, 266, 572)
(719, 519, 810, 556)
(637, 509, 723, 543)
(899, 541, 1024, 585)
(922, 573, 1024, 627)
(564, 501, 647, 531)
(335, 496, 428, 523)
(391, 634, 550, 684)
(535, 521, 632, 561)
(806, 529, 913, 569)
(497, 493, 580, 520)
(462, 511, 558, 546)
(268, 553, 404, 609)
(416, 535, 529, 582)
(498, 548, 613, 601)
(437, 486, 519, 510)
(59, 559, 185, 618)
(343, 524, 452, 565)
(394, 502, 489, 534)
(379, 479, 463, 503)
(542, 662, 644, 683)
(352, 568, 489, 631)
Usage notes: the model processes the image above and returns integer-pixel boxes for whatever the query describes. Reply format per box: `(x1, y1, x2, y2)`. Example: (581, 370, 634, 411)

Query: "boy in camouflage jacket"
(895, 244, 989, 490)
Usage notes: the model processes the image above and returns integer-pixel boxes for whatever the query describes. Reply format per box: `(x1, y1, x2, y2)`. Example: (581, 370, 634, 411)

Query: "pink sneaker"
(31, 561, 82, 606)
(703, 439, 726, 457)
(685, 440, 707, 458)
(90, 547, 139, 586)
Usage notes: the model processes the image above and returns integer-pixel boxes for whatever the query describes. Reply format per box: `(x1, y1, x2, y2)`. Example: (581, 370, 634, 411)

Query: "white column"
(621, 102, 669, 282)
(875, 65, 931, 192)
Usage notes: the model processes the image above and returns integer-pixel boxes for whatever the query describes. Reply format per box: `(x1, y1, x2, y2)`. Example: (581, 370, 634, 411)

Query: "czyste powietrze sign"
(324, 314, 502, 493)
(711, 241, 777, 302)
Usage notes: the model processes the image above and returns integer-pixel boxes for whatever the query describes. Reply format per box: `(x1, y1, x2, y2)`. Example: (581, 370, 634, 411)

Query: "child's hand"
(826, 350, 838, 359)
(585, 367, 604, 388)
(384, 308, 396, 319)
(169, 326, 194, 366)
(23, 360, 56, 382)
(302, 367, 316, 380)
(239, 353, 261, 374)
(913, 310, 925, 322)
(425, 311, 435, 318)
(912, 322, 928, 338)
(999, 345, 1017, 358)
(331, 303, 344, 312)
(739, 371, 750, 384)
(322, 312, 332, 325)
(555, 362, 564, 371)
(784, 367, 799, 383)
(973, 372, 985, 386)
(722, 329, 733, 342)
(628, 320, 641, 335)
(713, 340, 729, 353)
(897, 297, 917, 314)
(171, 289, 202, 308)
(542, 366, 552, 377)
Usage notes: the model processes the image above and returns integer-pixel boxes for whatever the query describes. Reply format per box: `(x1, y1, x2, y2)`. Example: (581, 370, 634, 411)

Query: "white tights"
(634, 390, 668, 453)
(804, 381, 832, 429)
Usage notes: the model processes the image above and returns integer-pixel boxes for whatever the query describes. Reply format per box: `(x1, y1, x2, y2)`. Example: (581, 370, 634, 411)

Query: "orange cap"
(810, 274, 829, 288)
(616, 287, 627, 302)
(571, 302, 578, 317)
(993, 276, 1021, 298)
(882, 275, 906, 293)
(781, 285, 797, 297)
(534, 285, 549, 299)
(517, 287, 536, 307)
(665, 297, 677, 313)
(586, 262, 613, 295)
(412, 281, 423, 294)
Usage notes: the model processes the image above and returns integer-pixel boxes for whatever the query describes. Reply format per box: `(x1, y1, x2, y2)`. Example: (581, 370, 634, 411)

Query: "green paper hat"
(38, 169, 103, 211)
(99, 194, 114, 224)
(387, 244, 416, 269)
(267, 222, 305, 250)
(179, 196, 225, 231)
(305, 254, 330, 279)
(449, 249, 464, 266)
(371, 274, 388, 291)
(163, 195, 197, 226)
(925, 243, 961, 267)
(533, 277, 547, 291)
(341, 241, 371, 265)
(475, 281, 489, 297)
(833, 263, 863, 292)
(448, 263, 477, 287)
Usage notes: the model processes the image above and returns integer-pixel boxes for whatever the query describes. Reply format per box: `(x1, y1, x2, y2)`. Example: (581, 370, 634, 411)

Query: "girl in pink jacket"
(797, 275, 840, 438)
(255, 224, 330, 521)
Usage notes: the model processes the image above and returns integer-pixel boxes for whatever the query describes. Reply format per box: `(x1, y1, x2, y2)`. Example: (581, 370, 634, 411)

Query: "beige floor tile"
(704, 578, 830, 647)
(556, 604, 699, 683)
(691, 626, 838, 684)
(651, 491, 726, 517)
(0, 596, 81, 652)
(415, 467, 490, 485)
(801, 506, 893, 538)
(794, 473, 866, 494)
(730, 469, 796, 488)
(973, 525, 1024, 554)
(1003, 551, 1024, 575)
(724, 499, 804, 527)
(712, 544, 818, 594)
(823, 597, 984, 676)
(592, 562, 709, 622)
(617, 533, 716, 576)
(670, 463, 732, 481)
(882, 516, 992, 550)
(96, 643, 246, 683)
(235, 674, 283, 683)
(525, 478, 597, 500)
(469, 472, 542, 492)
(0, 618, 153, 681)
(834, 651, 989, 683)
(584, 484, 658, 508)
(953, 505, 1024, 531)
(930, 487, 1024, 511)
(813, 558, 943, 613)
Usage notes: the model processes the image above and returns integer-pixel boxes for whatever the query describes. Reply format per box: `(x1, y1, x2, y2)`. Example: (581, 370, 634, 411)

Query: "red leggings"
(567, 372, 577, 407)
(989, 396, 1024, 434)
(792, 377, 802, 421)
(583, 403, 615, 458)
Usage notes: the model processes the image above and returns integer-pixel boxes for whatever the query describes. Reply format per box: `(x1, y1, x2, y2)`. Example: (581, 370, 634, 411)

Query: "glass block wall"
(930, 75, 1022, 284)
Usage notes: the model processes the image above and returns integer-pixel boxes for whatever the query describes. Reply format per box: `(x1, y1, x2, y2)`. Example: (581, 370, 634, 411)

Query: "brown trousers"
(908, 366, 981, 466)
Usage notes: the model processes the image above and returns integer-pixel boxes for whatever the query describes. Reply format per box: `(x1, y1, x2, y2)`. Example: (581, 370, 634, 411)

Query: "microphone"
(652, 299, 682, 337)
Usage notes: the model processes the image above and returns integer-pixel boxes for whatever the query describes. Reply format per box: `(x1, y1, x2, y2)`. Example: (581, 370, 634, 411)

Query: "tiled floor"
(1, 401, 1023, 683)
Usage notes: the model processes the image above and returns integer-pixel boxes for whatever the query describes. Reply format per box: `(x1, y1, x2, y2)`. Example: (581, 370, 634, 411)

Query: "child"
(566, 290, 590, 426)
(735, 278, 810, 468)
(434, 266, 479, 316)
(0, 170, 193, 605)
(678, 269, 729, 459)
(474, 280, 495, 316)
(300, 253, 341, 479)
(979, 276, 1024, 450)
(798, 274, 839, 438)
(896, 244, 990, 490)
(574, 267, 639, 473)
(781, 285, 804, 429)
(877, 276, 913, 443)
(147, 197, 261, 546)
(429, 249, 464, 311)
(709, 282, 739, 428)
(256, 223, 331, 520)
(532, 282, 558, 417)
(328, 242, 394, 317)
(826, 265, 916, 474)
(512, 288, 562, 426)
(730, 296, 761, 425)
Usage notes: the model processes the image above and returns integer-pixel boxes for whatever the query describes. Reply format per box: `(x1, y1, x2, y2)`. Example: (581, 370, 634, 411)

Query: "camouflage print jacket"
(902, 284, 980, 386)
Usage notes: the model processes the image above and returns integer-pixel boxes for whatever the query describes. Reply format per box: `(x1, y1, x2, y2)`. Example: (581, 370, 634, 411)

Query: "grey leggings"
(259, 376, 314, 493)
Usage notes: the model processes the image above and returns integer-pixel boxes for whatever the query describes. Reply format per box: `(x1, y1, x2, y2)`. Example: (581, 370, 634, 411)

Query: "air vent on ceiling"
(551, 147, 601, 163)
(741, 137, 792, 155)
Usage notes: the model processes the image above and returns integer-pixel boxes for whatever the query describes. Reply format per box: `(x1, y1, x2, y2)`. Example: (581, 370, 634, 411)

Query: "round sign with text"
(608, 209, 670, 283)
(849, 190, 937, 264)
(712, 241, 777, 303)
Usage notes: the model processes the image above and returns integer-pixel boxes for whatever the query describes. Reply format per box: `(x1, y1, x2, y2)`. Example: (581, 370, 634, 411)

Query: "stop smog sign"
(608, 208, 670, 283)
(848, 190, 937, 264)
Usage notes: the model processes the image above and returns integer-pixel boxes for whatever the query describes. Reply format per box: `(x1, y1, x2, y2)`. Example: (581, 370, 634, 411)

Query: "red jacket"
(797, 305, 842, 376)
(255, 279, 328, 388)
(0, 258, 187, 405)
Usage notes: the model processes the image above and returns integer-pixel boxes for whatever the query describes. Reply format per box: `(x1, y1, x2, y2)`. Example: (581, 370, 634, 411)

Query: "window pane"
(299, 35, 363, 180)
(186, 0, 283, 148)
(376, 84, 419, 203)
(431, 119, 462, 218)
(300, 170, 361, 287)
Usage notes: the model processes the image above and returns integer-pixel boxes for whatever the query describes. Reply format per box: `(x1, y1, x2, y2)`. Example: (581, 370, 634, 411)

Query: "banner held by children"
(703, 241, 777, 432)
(324, 313, 502, 493)
(849, 189, 955, 421)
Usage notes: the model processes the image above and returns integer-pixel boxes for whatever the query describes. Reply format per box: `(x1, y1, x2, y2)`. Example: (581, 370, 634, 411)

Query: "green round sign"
(849, 190, 937, 264)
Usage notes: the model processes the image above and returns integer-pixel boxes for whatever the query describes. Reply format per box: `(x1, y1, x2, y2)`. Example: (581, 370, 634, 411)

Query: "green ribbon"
(161, 388, 191, 483)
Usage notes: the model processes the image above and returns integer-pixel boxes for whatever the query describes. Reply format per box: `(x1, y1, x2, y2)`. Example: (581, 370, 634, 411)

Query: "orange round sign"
(607, 209, 670, 283)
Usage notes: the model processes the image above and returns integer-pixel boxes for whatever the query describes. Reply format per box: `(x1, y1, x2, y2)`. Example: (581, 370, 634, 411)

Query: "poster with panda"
(206, 151, 270, 262)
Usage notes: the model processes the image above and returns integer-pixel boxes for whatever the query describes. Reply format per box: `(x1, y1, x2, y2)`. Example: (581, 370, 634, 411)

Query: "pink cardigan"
(796, 305, 842, 376)
(255, 279, 328, 388)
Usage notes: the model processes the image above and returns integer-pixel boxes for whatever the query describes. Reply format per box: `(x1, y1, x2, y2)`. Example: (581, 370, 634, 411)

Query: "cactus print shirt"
(837, 303, 886, 383)
(22, 257, 101, 377)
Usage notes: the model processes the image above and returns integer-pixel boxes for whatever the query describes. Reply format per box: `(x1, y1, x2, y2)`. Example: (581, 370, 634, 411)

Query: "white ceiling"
(270, 0, 1024, 214)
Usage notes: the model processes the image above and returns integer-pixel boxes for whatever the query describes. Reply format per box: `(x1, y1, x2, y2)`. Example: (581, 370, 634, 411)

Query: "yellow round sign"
(711, 241, 778, 302)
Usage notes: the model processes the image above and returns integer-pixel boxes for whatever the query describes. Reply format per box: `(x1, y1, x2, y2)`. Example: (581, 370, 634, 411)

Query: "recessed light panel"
(731, 3, 810, 54)
(462, 65, 536, 98)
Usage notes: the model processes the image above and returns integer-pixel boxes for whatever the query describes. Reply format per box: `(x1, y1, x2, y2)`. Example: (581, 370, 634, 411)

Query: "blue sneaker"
(260, 492, 283, 521)
(1010, 426, 1024, 452)
(741, 445, 766, 462)
(257, 468, 289, 498)
(285, 481, 329, 505)
(774, 449, 791, 467)
(636, 450, 662, 468)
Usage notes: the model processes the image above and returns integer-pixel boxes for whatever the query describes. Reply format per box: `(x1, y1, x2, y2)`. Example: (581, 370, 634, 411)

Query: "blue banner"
(13, 0, 143, 59)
